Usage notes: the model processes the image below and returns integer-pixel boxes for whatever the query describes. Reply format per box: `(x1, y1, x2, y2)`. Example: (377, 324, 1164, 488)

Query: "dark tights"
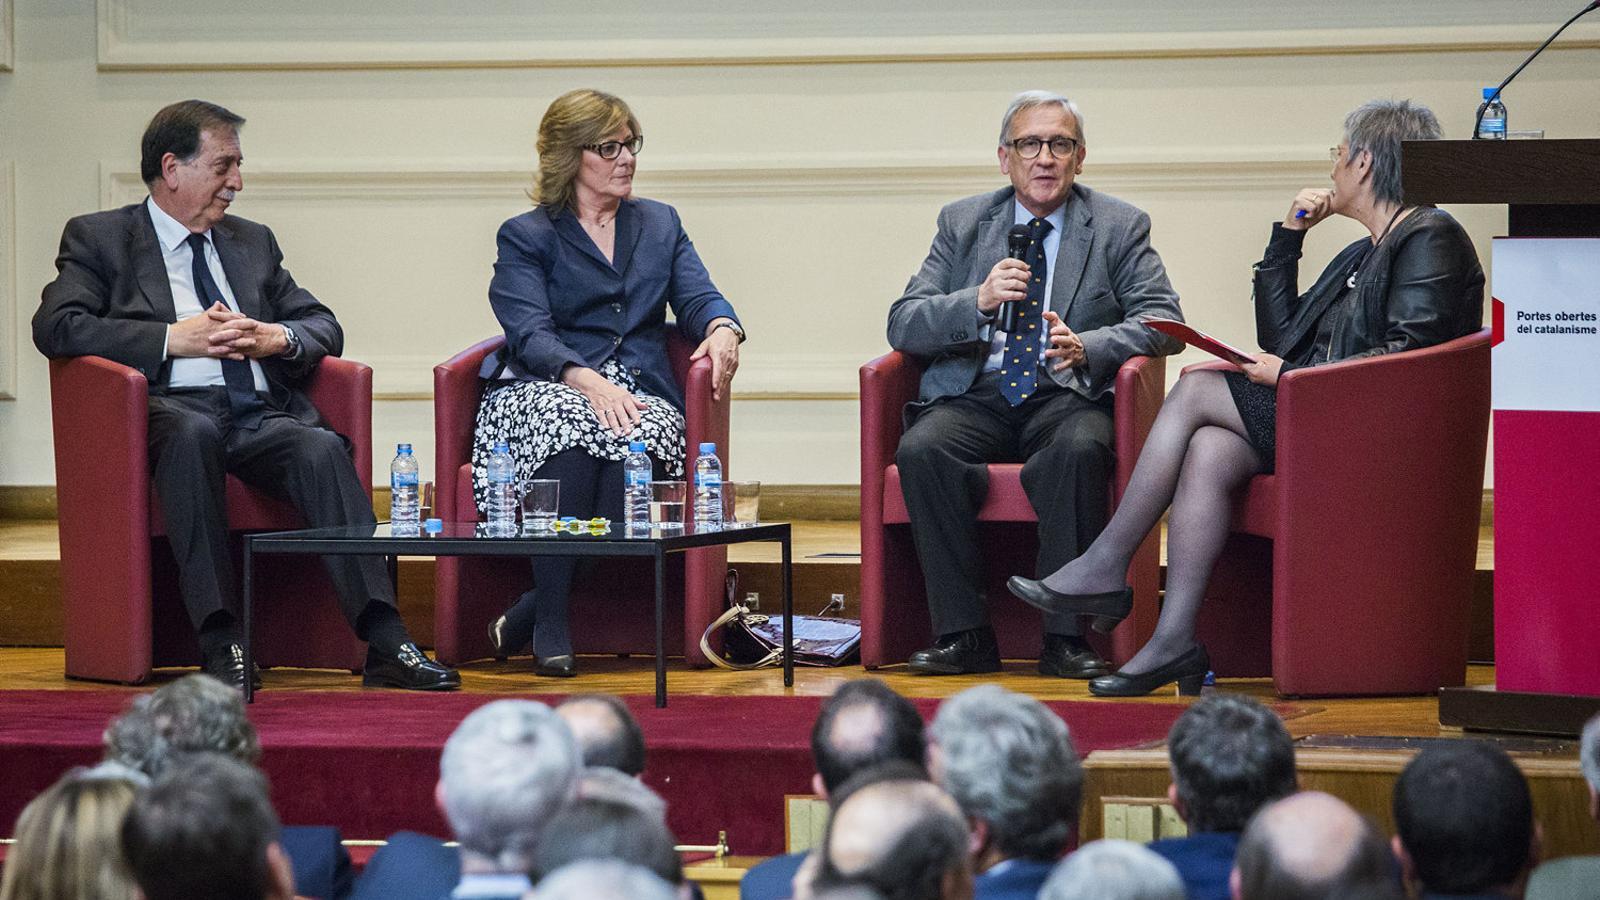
(1040, 371, 1264, 674)
(498, 448, 642, 657)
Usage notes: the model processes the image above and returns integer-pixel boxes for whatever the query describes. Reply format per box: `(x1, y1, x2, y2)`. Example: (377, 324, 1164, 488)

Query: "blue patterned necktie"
(186, 233, 266, 429)
(998, 217, 1053, 406)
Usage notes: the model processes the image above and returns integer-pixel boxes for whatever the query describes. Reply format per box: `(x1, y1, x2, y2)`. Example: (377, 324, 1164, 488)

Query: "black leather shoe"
(1007, 577, 1134, 634)
(1089, 644, 1210, 697)
(907, 627, 1001, 675)
(202, 643, 261, 691)
(1037, 634, 1110, 679)
(535, 655, 577, 678)
(488, 615, 511, 661)
(363, 642, 461, 691)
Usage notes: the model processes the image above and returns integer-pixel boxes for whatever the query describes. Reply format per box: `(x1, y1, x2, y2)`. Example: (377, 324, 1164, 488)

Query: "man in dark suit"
(889, 90, 1183, 676)
(1392, 742, 1541, 899)
(33, 100, 456, 691)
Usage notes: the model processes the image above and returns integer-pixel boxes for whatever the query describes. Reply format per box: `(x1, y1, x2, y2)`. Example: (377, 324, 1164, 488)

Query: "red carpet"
(0, 690, 1189, 855)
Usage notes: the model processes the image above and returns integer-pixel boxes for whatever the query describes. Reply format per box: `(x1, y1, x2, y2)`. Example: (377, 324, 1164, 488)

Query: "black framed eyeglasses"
(583, 136, 644, 160)
(1007, 136, 1079, 160)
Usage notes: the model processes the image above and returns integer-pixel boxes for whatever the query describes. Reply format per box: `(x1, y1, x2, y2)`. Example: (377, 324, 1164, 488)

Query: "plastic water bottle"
(1476, 87, 1507, 140)
(485, 441, 518, 537)
(692, 442, 723, 530)
(390, 443, 420, 537)
(624, 441, 652, 533)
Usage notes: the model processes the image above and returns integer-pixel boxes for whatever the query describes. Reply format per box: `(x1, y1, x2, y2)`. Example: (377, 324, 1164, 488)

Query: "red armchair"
(49, 355, 373, 684)
(1187, 328, 1491, 696)
(431, 329, 729, 666)
(859, 353, 1167, 669)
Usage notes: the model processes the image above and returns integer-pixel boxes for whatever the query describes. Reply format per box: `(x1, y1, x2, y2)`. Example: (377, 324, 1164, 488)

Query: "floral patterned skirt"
(471, 357, 685, 514)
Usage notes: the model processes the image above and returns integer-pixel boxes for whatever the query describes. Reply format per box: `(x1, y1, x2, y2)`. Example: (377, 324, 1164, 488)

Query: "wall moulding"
(1, 162, 16, 400)
(0, 0, 12, 72)
(94, 0, 1600, 72)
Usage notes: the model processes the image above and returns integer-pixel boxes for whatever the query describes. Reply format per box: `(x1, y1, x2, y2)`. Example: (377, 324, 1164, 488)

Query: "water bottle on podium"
(485, 442, 518, 537)
(624, 441, 652, 534)
(1476, 87, 1507, 140)
(390, 443, 420, 536)
(692, 442, 723, 530)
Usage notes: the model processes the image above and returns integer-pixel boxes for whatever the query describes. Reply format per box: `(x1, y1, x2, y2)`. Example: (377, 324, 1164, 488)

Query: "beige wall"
(5, 0, 1597, 488)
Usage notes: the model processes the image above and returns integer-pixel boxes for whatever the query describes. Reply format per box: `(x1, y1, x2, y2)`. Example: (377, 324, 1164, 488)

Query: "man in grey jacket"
(889, 90, 1183, 677)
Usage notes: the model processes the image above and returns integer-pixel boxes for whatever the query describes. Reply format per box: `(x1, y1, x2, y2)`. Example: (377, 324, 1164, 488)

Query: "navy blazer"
(1148, 831, 1239, 900)
(348, 832, 460, 900)
(974, 857, 1056, 900)
(482, 197, 739, 411)
(741, 851, 808, 900)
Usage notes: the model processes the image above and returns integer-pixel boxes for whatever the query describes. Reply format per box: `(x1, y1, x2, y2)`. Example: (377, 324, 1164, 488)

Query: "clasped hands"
(169, 301, 289, 360)
(979, 259, 1085, 372)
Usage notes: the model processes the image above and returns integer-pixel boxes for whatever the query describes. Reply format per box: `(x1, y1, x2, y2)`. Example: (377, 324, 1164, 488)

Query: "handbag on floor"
(700, 570, 861, 669)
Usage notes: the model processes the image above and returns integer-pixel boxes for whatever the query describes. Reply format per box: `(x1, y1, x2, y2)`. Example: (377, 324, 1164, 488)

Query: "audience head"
(103, 673, 261, 778)
(532, 860, 677, 900)
(1231, 792, 1397, 900)
(815, 767, 972, 900)
(529, 794, 683, 888)
(558, 694, 647, 777)
(1392, 740, 1539, 896)
(532, 88, 641, 213)
(811, 679, 927, 798)
(928, 684, 1080, 863)
(0, 768, 141, 900)
(1041, 839, 1185, 900)
(1582, 712, 1600, 822)
(577, 765, 668, 819)
(1166, 694, 1296, 833)
(1340, 99, 1441, 208)
(437, 699, 580, 872)
(120, 753, 293, 900)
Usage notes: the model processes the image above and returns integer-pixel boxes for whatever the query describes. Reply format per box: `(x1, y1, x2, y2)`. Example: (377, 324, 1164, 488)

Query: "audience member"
(1041, 840, 1184, 900)
(1527, 712, 1600, 898)
(578, 764, 668, 818)
(101, 673, 352, 899)
(354, 699, 580, 900)
(529, 794, 685, 893)
(811, 769, 973, 900)
(558, 694, 647, 776)
(0, 768, 141, 900)
(927, 684, 1079, 899)
(1231, 791, 1399, 900)
(531, 860, 678, 900)
(742, 679, 927, 900)
(1393, 741, 1540, 899)
(1148, 694, 1296, 900)
(121, 753, 295, 900)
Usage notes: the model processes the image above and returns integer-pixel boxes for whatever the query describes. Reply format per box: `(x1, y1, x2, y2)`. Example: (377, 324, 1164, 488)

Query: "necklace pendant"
(1346, 273, 1358, 289)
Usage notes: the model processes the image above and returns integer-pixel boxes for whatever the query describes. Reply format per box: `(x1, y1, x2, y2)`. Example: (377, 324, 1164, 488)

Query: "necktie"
(186, 233, 266, 429)
(998, 217, 1053, 406)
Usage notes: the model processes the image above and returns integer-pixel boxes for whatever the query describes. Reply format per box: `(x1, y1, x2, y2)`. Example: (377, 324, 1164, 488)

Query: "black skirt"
(1224, 371, 1277, 474)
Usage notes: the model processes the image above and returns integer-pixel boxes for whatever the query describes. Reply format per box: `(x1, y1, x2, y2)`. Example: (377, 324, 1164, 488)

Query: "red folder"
(1142, 317, 1258, 366)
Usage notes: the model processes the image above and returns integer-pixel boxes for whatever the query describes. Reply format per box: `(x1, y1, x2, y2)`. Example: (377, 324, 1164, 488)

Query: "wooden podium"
(1404, 139, 1600, 736)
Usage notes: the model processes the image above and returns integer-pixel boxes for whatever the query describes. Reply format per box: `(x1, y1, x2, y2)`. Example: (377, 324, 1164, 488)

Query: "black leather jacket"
(1251, 206, 1484, 372)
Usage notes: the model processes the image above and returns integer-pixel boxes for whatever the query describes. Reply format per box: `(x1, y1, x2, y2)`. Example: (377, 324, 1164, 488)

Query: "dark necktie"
(998, 217, 1053, 406)
(186, 233, 266, 429)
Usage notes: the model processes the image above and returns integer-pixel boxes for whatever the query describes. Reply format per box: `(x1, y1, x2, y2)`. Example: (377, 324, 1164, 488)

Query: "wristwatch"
(711, 320, 746, 342)
(281, 323, 302, 358)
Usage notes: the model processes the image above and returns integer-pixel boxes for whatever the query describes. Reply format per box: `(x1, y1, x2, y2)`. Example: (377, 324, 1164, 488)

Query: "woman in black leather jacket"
(1008, 99, 1484, 696)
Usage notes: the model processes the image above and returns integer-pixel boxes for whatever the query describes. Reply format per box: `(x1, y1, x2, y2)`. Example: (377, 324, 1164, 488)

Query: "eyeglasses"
(583, 136, 644, 160)
(1007, 137, 1079, 160)
(1328, 145, 1343, 162)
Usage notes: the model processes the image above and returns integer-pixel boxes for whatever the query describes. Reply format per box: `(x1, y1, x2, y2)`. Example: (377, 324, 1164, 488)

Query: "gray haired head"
(102, 673, 261, 778)
(532, 860, 677, 900)
(1167, 693, 1296, 833)
(1042, 839, 1186, 900)
(1000, 90, 1086, 146)
(929, 684, 1081, 861)
(1581, 713, 1600, 795)
(439, 699, 580, 871)
(1342, 98, 1441, 207)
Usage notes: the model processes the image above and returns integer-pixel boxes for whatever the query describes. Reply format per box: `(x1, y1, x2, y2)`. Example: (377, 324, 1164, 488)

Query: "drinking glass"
(722, 480, 761, 527)
(650, 480, 687, 531)
(521, 479, 560, 532)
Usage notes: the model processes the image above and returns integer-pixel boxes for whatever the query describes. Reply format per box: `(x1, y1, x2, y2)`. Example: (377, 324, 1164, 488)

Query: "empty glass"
(521, 479, 560, 533)
(650, 480, 687, 531)
(722, 480, 761, 527)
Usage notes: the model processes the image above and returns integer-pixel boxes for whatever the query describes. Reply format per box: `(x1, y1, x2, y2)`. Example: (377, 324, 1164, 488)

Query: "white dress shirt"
(983, 199, 1068, 373)
(147, 196, 269, 392)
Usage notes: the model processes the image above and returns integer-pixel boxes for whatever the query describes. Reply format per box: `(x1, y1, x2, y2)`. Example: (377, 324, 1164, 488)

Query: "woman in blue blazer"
(476, 89, 743, 677)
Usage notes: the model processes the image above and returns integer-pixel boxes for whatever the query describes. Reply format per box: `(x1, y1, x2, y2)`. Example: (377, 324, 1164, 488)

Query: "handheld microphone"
(1473, 1, 1600, 138)
(998, 224, 1032, 333)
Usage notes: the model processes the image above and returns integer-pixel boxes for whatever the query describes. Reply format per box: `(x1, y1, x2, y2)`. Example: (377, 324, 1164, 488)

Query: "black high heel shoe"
(1089, 644, 1210, 697)
(535, 655, 577, 678)
(1006, 577, 1134, 634)
(488, 615, 512, 661)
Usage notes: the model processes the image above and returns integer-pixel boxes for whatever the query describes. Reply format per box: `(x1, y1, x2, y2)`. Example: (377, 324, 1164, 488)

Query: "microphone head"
(1007, 224, 1032, 257)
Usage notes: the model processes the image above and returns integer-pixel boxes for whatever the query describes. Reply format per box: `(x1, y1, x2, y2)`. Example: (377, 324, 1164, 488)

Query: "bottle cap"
(630, 441, 647, 452)
(494, 441, 510, 453)
(397, 443, 412, 454)
(1483, 87, 1498, 100)
(699, 442, 716, 454)
(424, 518, 443, 535)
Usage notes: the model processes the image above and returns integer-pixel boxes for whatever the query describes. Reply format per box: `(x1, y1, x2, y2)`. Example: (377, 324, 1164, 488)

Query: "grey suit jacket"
(888, 183, 1183, 404)
(33, 201, 341, 418)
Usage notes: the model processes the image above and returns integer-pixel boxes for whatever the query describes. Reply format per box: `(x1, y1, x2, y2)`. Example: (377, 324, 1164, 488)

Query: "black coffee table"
(242, 521, 793, 706)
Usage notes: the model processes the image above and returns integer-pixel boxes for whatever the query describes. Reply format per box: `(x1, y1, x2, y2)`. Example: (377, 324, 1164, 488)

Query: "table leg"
(655, 548, 667, 708)
(243, 536, 255, 704)
(782, 530, 794, 688)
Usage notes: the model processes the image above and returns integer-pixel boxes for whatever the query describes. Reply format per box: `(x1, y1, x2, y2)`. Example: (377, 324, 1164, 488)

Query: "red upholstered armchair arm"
(434, 337, 506, 523)
(1111, 355, 1165, 502)
(679, 347, 730, 475)
(301, 357, 374, 499)
(859, 351, 924, 483)
(49, 355, 150, 542)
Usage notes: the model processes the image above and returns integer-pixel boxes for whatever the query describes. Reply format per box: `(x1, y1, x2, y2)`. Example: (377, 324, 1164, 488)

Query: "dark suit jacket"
(887, 183, 1182, 404)
(741, 850, 807, 900)
(349, 831, 461, 900)
(482, 197, 739, 411)
(33, 200, 342, 422)
(280, 825, 354, 900)
(973, 857, 1056, 900)
(1148, 831, 1240, 900)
